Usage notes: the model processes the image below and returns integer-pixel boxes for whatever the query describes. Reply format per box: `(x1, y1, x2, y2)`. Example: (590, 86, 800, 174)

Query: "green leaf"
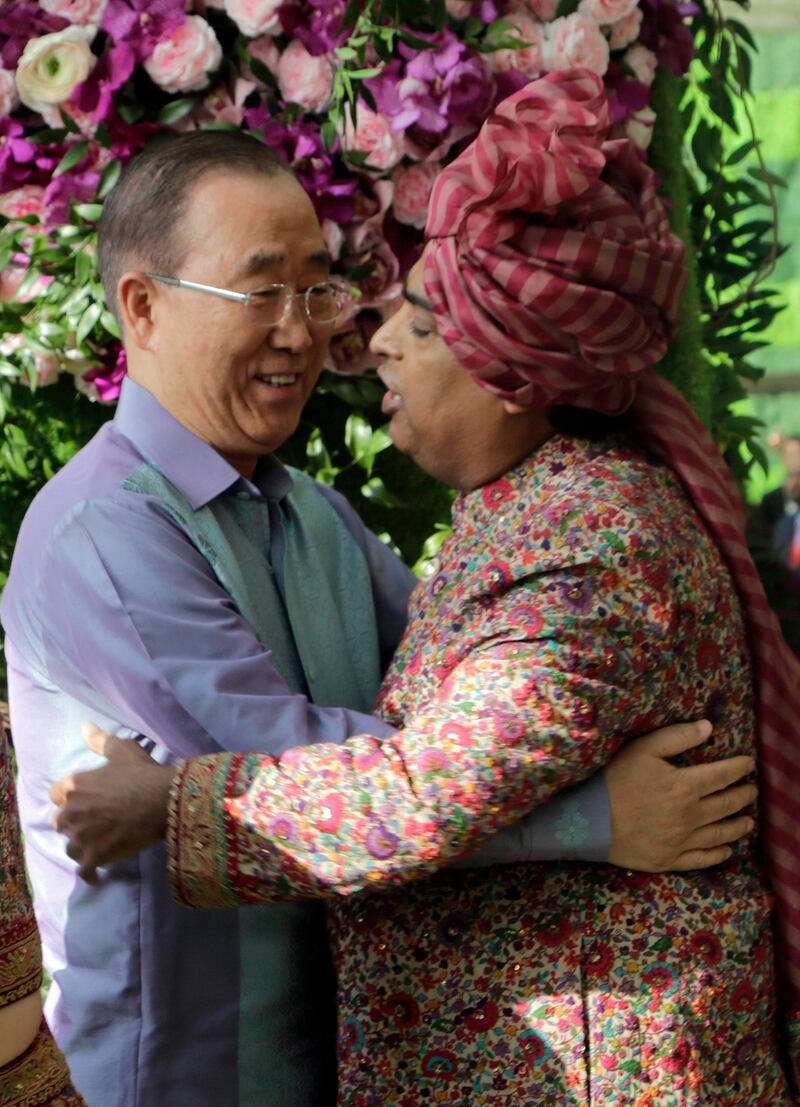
(118, 103, 144, 125)
(59, 107, 80, 134)
(53, 141, 89, 178)
(97, 158, 121, 200)
(76, 302, 102, 345)
(100, 310, 120, 338)
(29, 127, 69, 144)
(345, 412, 373, 459)
(555, 0, 580, 15)
(320, 120, 338, 152)
(361, 476, 399, 507)
(73, 203, 103, 223)
(158, 98, 196, 124)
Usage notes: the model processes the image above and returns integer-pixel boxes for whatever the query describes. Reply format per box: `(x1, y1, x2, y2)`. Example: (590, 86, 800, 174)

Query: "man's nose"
(270, 298, 313, 350)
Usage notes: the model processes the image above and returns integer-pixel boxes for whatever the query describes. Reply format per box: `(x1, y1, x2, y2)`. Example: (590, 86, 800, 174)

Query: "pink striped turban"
(425, 68, 800, 1087)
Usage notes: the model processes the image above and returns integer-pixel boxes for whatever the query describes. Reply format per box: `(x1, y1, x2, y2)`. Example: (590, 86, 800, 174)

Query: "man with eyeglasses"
(0, 132, 755, 1107)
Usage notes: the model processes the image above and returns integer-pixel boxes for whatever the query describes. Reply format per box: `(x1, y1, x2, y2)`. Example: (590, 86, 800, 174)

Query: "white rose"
(15, 26, 94, 113)
(624, 43, 658, 86)
(625, 106, 656, 150)
(0, 68, 19, 117)
(144, 16, 223, 95)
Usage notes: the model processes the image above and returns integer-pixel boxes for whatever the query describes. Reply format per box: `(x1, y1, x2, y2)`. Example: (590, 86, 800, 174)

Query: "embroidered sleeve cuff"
(167, 754, 247, 909)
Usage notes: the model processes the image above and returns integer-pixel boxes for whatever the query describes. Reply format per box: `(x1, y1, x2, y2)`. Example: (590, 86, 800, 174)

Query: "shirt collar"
(113, 377, 293, 510)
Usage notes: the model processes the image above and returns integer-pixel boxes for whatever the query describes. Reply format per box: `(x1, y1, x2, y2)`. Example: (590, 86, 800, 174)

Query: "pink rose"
(504, 0, 559, 20)
(0, 185, 46, 222)
(342, 104, 405, 173)
(624, 43, 657, 86)
(544, 13, 610, 75)
(224, 0, 283, 37)
(39, 0, 107, 25)
(277, 40, 333, 112)
(247, 35, 280, 81)
(445, 0, 473, 17)
(327, 316, 382, 377)
(608, 7, 642, 49)
(34, 350, 60, 387)
(40, 100, 96, 136)
(0, 68, 19, 116)
(143, 15, 222, 94)
(485, 12, 544, 77)
(391, 162, 439, 229)
(625, 105, 655, 150)
(578, 0, 639, 24)
(321, 218, 345, 262)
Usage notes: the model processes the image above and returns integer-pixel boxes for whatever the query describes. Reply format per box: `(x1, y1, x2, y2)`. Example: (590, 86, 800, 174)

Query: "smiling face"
(125, 169, 333, 476)
(370, 252, 552, 490)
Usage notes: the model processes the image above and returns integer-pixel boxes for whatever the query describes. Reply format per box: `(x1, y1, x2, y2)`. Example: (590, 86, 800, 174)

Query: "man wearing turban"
(53, 71, 798, 1103)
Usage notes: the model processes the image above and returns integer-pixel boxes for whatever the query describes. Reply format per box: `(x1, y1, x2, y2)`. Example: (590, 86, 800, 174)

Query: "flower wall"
(0, 0, 779, 598)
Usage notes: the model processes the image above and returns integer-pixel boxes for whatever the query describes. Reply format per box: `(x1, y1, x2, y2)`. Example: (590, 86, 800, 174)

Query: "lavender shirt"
(1, 378, 609, 1107)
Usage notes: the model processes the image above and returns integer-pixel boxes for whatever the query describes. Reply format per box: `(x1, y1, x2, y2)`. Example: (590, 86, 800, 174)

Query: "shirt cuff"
(456, 772, 611, 867)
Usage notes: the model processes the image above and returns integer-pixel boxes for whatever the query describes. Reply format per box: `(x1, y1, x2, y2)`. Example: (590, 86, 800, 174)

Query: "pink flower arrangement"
(143, 15, 222, 94)
(277, 39, 333, 112)
(0, 0, 698, 392)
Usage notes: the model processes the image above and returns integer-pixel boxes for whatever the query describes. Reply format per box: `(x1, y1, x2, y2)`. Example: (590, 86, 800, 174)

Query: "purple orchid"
(72, 43, 137, 124)
(44, 162, 99, 227)
(0, 1, 69, 68)
(245, 105, 358, 224)
(0, 118, 38, 193)
(604, 62, 652, 123)
(83, 345, 128, 404)
(639, 0, 699, 78)
(277, 0, 349, 58)
(368, 30, 493, 142)
(101, 0, 186, 62)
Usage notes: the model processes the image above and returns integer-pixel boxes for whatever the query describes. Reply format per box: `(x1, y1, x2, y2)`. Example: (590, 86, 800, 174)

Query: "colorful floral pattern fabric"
(0, 727, 85, 1106)
(169, 435, 793, 1105)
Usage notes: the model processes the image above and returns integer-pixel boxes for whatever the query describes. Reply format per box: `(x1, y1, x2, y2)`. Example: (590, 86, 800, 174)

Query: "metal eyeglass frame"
(145, 273, 351, 326)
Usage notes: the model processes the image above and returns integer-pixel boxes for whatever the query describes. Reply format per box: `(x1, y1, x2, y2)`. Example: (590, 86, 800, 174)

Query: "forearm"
(458, 773, 611, 867)
(168, 652, 636, 908)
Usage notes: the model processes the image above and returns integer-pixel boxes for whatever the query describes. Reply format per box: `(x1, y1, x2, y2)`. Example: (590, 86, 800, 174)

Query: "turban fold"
(424, 67, 800, 1088)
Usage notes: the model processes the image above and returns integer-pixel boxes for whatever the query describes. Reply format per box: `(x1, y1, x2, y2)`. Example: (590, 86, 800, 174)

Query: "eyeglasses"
(146, 273, 353, 327)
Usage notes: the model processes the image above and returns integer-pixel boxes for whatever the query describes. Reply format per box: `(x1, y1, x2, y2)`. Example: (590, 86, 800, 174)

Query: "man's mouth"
(381, 386, 402, 415)
(254, 373, 301, 389)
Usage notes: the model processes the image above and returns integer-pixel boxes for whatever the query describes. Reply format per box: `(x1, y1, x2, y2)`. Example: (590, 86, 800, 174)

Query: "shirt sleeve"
(33, 496, 400, 760)
(167, 521, 671, 908)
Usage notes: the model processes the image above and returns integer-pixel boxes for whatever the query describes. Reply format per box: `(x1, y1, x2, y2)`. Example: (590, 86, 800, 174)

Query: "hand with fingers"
(50, 723, 177, 884)
(605, 719, 757, 872)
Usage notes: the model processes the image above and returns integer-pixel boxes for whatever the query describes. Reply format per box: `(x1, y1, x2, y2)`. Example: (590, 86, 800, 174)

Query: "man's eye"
(253, 287, 283, 301)
(410, 323, 431, 338)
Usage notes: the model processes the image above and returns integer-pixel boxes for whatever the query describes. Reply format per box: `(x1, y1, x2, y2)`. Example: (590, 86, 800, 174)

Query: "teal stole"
(124, 461, 383, 1106)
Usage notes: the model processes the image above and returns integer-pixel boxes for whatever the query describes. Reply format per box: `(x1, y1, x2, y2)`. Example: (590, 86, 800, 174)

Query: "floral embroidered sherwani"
(168, 435, 792, 1106)
(0, 727, 85, 1107)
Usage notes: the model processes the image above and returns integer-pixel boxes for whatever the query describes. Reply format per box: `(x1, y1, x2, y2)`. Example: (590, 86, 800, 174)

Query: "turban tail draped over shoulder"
(424, 68, 800, 1086)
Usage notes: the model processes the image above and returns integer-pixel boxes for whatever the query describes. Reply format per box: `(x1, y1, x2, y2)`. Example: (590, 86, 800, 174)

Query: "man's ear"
(117, 273, 157, 351)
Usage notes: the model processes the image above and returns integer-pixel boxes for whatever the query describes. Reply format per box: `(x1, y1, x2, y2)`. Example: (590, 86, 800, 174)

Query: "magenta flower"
(0, 1, 69, 68)
(368, 30, 493, 149)
(44, 162, 99, 226)
(101, 0, 186, 62)
(277, 0, 349, 57)
(72, 43, 137, 123)
(245, 105, 357, 224)
(83, 346, 128, 404)
(639, 0, 698, 77)
(0, 118, 38, 192)
(603, 61, 652, 123)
